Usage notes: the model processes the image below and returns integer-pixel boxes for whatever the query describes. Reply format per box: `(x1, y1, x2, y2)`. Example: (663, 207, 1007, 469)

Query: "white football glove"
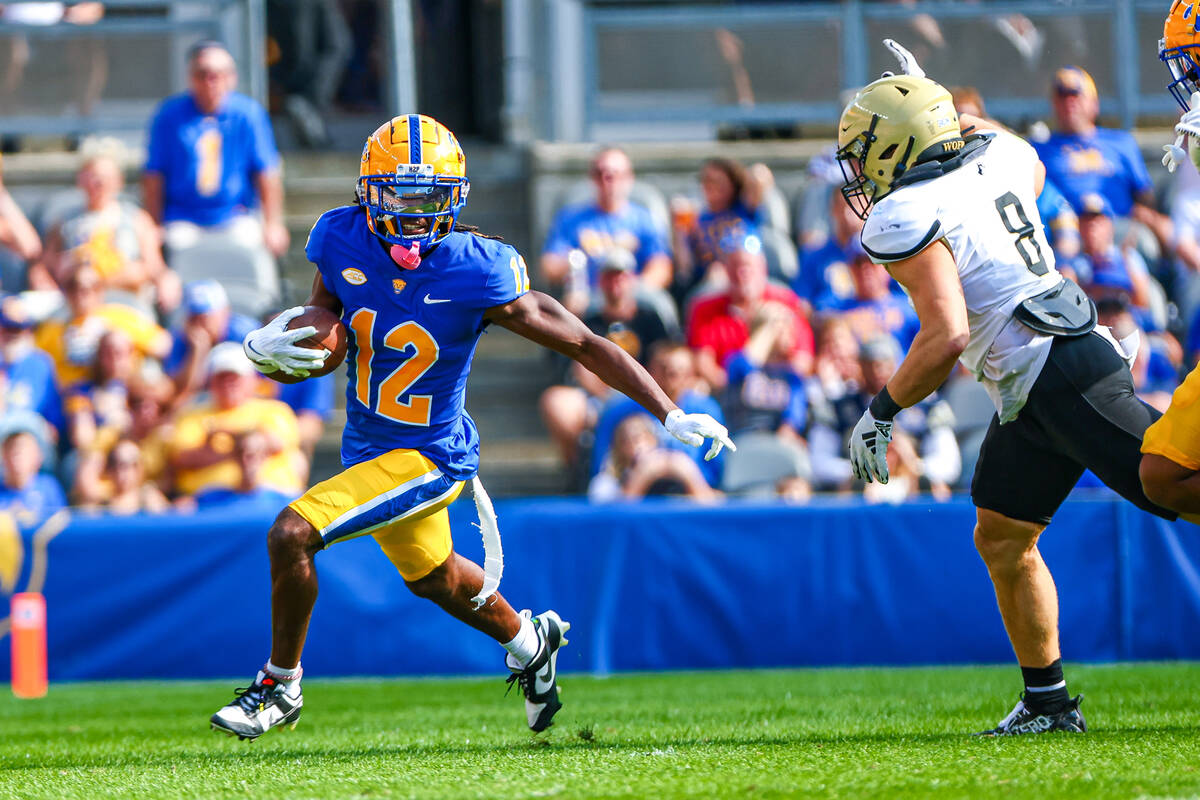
(882, 38, 925, 79)
(664, 408, 736, 461)
(242, 306, 328, 378)
(849, 408, 893, 485)
(1163, 136, 1186, 173)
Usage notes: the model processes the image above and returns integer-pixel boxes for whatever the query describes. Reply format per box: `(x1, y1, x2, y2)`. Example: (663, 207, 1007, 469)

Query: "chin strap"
(469, 476, 504, 610)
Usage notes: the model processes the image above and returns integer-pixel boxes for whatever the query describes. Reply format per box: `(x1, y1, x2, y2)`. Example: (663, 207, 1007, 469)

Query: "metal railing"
(515, 0, 1182, 142)
(0, 0, 265, 138)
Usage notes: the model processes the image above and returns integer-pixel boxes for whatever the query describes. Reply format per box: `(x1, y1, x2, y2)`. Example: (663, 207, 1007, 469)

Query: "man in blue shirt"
(0, 426, 65, 529)
(142, 42, 289, 257)
(165, 280, 260, 401)
(796, 189, 864, 310)
(540, 148, 672, 306)
(1033, 67, 1170, 249)
(0, 295, 62, 435)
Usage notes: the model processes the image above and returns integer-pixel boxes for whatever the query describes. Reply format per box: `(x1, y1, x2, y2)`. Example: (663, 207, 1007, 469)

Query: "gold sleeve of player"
(1142, 363, 1200, 471)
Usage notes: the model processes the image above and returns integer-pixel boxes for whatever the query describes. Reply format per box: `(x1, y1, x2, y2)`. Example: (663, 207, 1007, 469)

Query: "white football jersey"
(860, 131, 1060, 422)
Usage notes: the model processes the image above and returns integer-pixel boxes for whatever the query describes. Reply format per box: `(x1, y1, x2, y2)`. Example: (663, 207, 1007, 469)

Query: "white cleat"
(210, 670, 303, 741)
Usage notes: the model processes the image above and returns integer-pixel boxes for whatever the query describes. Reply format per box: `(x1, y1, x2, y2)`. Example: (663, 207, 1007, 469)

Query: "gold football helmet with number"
(835, 75, 962, 219)
(355, 114, 469, 251)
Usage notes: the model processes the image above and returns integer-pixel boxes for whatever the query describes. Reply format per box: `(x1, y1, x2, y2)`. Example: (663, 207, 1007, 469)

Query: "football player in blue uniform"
(210, 115, 733, 740)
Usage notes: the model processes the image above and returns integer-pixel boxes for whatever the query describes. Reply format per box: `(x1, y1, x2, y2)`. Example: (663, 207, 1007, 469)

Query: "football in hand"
(264, 305, 348, 384)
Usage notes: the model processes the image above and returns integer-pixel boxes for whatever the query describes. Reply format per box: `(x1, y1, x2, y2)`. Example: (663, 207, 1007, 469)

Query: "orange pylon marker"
(11, 593, 47, 698)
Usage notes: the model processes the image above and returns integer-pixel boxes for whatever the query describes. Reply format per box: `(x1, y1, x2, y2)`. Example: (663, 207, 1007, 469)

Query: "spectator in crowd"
(0, 425, 64, 526)
(795, 189, 861, 311)
(34, 262, 170, 391)
(89, 437, 169, 515)
(266, 0, 351, 148)
(588, 414, 718, 503)
(824, 243, 921, 350)
(0, 153, 44, 291)
(64, 328, 168, 457)
(194, 428, 299, 509)
(0, 294, 62, 435)
(950, 84, 1080, 263)
(687, 232, 814, 390)
(142, 41, 289, 257)
(809, 316, 863, 413)
(259, 369, 334, 481)
(73, 382, 173, 507)
(0, 2, 106, 121)
(539, 248, 679, 466)
(591, 342, 724, 487)
(41, 150, 180, 314)
(541, 148, 672, 304)
(1074, 193, 1156, 327)
(169, 342, 303, 500)
(1097, 298, 1177, 412)
(807, 335, 959, 498)
(861, 427, 927, 505)
(722, 303, 808, 440)
(673, 158, 775, 298)
(164, 279, 258, 404)
(795, 145, 844, 249)
(65, 328, 135, 452)
(1033, 66, 1171, 249)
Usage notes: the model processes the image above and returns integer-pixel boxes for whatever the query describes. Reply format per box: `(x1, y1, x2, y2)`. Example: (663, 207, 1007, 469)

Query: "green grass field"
(1, 664, 1198, 800)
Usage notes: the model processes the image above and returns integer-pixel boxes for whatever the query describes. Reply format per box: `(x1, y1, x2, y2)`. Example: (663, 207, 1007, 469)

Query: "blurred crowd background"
(0, 0, 1191, 523)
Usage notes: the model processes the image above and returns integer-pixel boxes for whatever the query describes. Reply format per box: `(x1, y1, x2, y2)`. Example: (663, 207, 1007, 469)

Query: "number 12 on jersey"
(349, 309, 441, 426)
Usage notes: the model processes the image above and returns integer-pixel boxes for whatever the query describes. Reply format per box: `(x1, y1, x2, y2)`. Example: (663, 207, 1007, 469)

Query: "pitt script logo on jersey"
(342, 267, 368, 285)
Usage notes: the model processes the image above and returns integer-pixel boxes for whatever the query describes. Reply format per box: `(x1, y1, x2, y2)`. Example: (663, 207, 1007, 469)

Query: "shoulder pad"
(860, 192, 942, 263)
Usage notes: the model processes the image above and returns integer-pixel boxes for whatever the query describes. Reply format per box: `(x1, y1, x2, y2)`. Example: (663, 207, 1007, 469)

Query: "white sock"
(264, 660, 303, 687)
(502, 614, 540, 667)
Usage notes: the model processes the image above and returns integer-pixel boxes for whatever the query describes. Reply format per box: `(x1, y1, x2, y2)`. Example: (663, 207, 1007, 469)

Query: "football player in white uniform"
(838, 48, 1177, 736)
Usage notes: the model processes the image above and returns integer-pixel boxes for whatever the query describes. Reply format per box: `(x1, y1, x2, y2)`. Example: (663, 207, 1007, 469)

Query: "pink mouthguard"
(390, 242, 422, 269)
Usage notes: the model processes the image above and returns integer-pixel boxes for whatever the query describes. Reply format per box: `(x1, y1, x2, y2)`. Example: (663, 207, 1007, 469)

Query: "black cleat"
(505, 609, 570, 732)
(975, 693, 1086, 736)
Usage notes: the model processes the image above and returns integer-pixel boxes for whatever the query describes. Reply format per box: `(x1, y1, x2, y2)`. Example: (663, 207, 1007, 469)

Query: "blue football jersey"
(305, 206, 530, 478)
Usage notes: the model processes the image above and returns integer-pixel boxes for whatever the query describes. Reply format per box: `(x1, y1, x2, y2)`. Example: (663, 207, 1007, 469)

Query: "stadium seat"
(940, 374, 994, 490)
(720, 431, 810, 496)
(758, 226, 799, 283)
(759, 184, 791, 238)
(167, 233, 281, 319)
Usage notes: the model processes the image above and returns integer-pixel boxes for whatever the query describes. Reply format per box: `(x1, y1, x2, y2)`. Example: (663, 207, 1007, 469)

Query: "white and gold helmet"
(836, 74, 963, 219)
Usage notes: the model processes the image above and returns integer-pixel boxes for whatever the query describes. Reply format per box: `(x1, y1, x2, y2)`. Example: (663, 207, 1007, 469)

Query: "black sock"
(1021, 659, 1071, 712)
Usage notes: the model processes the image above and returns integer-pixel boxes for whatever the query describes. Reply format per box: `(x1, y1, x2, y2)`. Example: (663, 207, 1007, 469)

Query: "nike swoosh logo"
(245, 341, 266, 359)
(423, 294, 451, 304)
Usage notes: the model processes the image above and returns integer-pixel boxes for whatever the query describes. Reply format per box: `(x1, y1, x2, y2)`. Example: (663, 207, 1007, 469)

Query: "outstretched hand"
(882, 38, 926, 79)
(664, 409, 736, 461)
